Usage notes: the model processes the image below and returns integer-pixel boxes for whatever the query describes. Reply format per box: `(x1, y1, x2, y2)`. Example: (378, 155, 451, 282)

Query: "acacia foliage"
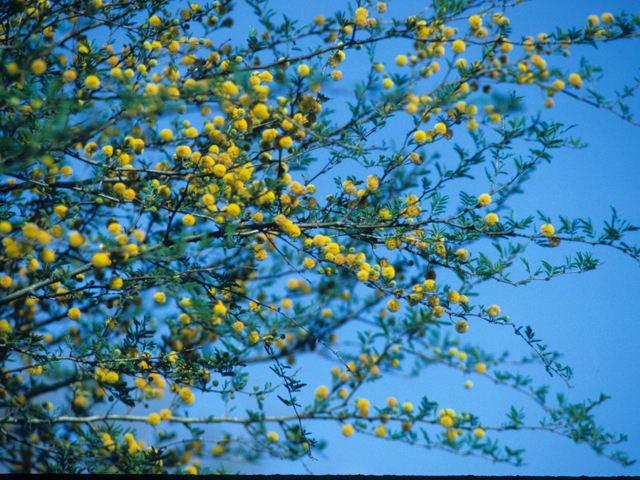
(0, 0, 639, 474)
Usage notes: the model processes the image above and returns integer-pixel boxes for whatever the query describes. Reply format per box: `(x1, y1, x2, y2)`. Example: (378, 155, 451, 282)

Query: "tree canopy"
(0, 0, 639, 474)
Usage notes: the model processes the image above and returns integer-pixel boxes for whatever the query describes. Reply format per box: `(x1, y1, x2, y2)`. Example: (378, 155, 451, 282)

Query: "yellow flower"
(568, 73, 582, 89)
(601, 13, 613, 25)
(413, 130, 427, 143)
(315, 385, 328, 399)
(67, 308, 81, 320)
(396, 55, 407, 67)
(486, 304, 501, 318)
(232, 321, 244, 333)
(485, 213, 498, 226)
(159, 128, 173, 141)
(148, 413, 161, 426)
(342, 424, 354, 437)
(455, 249, 468, 261)
(40, 249, 56, 264)
(267, 431, 279, 442)
(541, 223, 554, 237)
(469, 15, 482, 29)
(478, 193, 491, 206)
(452, 40, 465, 54)
(31, 59, 47, 76)
(387, 299, 400, 312)
(455, 320, 468, 333)
(0, 276, 12, 289)
(85, 75, 100, 90)
(434, 123, 447, 135)
(382, 78, 393, 90)
(247, 331, 260, 344)
(92, 252, 111, 268)
(366, 175, 379, 191)
(182, 214, 196, 226)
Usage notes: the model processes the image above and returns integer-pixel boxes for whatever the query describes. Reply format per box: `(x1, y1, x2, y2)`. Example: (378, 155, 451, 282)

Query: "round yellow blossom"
(54, 205, 68, 219)
(469, 15, 482, 29)
(91, 252, 111, 268)
(387, 397, 398, 408)
(434, 122, 447, 135)
(381, 265, 395, 279)
(153, 292, 166, 305)
(342, 424, 354, 437)
(486, 304, 501, 318)
(541, 223, 554, 237)
(475, 363, 487, 374)
(485, 213, 499, 226)
(403, 402, 413, 414)
(64, 70, 77, 82)
(601, 13, 613, 25)
(474, 427, 485, 439)
(160, 129, 173, 141)
(0, 276, 13, 289)
(568, 73, 582, 88)
(0, 221, 12, 234)
(297, 64, 310, 77)
(85, 75, 100, 90)
(279, 136, 292, 148)
(315, 385, 328, 399)
(440, 415, 454, 428)
(247, 331, 260, 344)
(446, 429, 458, 441)
(40, 249, 56, 264)
(387, 299, 400, 312)
(455, 249, 468, 261)
(148, 413, 161, 426)
(375, 426, 387, 437)
(267, 431, 279, 442)
(452, 40, 465, 54)
(414, 130, 427, 143)
(382, 78, 393, 90)
(232, 321, 245, 333)
(478, 193, 491, 206)
(31, 59, 47, 76)
(455, 320, 468, 333)
(67, 308, 81, 320)
(105, 371, 119, 384)
(160, 409, 172, 420)
(182, 214, 196, 226)
(396, 55, 407, 67)
(447, 291, 460, 303)
(179, 386, 194, 404)
(366, 175, 379, 191)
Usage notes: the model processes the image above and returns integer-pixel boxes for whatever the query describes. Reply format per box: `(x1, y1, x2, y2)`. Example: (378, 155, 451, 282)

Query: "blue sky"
(186, 0, 640, 475)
